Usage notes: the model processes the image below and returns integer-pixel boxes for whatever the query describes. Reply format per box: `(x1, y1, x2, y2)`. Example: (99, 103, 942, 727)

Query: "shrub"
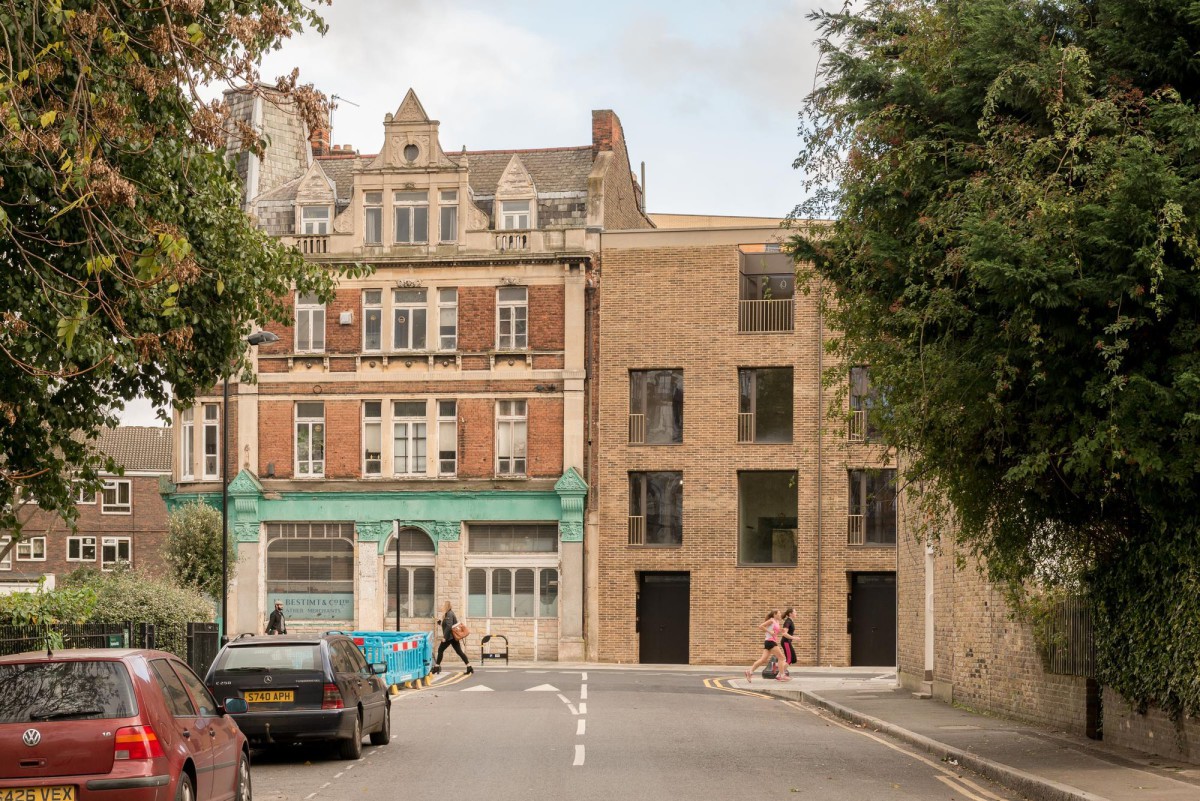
(75, 568, 215, 658)
(166, 499, 232, 600)
(0, 579, 97, 626)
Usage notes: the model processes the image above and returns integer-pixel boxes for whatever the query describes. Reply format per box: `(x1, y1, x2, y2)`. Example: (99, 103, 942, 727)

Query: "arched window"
(385, 526, 436, 618)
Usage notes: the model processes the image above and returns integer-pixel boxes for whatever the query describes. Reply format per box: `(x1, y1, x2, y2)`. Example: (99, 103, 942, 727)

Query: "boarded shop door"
(637, 572, 690, 664)
(849, 572, 896, 666)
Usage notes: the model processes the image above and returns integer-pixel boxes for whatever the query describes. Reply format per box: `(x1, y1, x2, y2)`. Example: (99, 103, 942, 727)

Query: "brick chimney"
(309, 114, 330, 157)
(592, 109, 623, 160)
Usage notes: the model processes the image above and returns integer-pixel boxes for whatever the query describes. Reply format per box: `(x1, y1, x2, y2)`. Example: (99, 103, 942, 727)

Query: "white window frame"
(74, 484, 95, 505)
(363, 289, 383, 352)
(101, 479, 132, 515)
(364, 191, 383, 245)
(295, 292, 325, 353)
(16, 537, 46, 561)
(464, 561, 559, 619)
(302, 205, 330, 235)
(181, 407, 194, 481)
(392, 400, 428, 477)
(393, 289, 428, 351)
(101, 536, 131, 571)
(438, 400, 457, 477)
(438, 288, 457, 351)
(439, 189, 458, 243)
(497, 286, 528, 350)
(0, 538, 10, 571)
(363, 401, 382, 477)
(496, 399, 528, 477)
(67, 536, 97, 562)
(295, 402, 325, 478)
(500, 199, 531, 230)
(202, 403, 219, 480)
(393, 191, 429, 244)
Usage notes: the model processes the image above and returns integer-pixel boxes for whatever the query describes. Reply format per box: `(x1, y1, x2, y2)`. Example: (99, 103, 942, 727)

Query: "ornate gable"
(365, 88, 456, 172)
(294, 160, 336, 206)
(495, 154, 537, 199)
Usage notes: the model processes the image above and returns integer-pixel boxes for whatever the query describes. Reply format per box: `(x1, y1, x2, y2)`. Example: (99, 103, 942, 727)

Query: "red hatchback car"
(0, 649, 252, 801)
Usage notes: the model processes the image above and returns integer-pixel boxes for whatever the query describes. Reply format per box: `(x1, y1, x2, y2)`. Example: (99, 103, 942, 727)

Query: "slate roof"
(93, 426, 173, 473)
(309, 146, 594, 204)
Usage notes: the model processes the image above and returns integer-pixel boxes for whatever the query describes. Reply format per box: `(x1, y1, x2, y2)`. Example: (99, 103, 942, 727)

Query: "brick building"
(3, 426, 173, 592)
(168, 89, 651, 658)
(591, 222, 900, 665)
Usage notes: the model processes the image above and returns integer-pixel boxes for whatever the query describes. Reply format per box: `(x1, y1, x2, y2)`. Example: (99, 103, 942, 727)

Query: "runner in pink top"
(745, 610, 791, 682)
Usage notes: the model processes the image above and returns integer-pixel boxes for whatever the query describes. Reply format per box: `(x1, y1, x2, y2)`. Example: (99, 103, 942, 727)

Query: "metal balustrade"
(849, 410, 867, 442)
(847, 514, 865, 546)
(738, 298, 794, 332)
(628, 516, 645, 545)
(737, 413, 755, 443)
(628, 414, 646, 444)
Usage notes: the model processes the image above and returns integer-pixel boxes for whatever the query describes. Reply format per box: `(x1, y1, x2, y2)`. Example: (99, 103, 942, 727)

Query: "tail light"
(321, 683, 344, 710)
(114, 725, 165, 760)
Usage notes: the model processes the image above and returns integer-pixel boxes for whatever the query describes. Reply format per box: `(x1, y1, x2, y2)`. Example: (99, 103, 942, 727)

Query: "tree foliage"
(792, 0, 1200, 712)
(0, 0, 356, 540)
(165, 498, 228, 599)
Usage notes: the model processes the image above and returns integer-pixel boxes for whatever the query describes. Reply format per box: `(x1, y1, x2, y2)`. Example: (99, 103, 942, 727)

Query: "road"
(251, 666, 1017, 801)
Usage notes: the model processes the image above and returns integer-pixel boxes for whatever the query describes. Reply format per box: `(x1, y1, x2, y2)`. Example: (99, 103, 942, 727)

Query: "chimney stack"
(309, 113, 330, 157)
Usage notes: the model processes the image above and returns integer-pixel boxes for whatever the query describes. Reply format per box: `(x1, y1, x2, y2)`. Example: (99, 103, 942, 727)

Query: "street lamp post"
(221, 330, 280, 644)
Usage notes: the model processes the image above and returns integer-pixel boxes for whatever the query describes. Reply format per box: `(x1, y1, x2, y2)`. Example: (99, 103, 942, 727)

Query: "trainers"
(744, 669, 752, 683)
(775, 674, 791, 682)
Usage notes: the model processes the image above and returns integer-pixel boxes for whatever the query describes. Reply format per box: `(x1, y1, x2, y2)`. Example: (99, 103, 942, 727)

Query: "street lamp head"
(245, 331, 280, 346)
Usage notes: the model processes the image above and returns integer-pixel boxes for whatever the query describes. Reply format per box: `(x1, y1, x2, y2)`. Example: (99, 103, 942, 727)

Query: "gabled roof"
(466, 147, 594, 196)
(94, 426, 173, 473)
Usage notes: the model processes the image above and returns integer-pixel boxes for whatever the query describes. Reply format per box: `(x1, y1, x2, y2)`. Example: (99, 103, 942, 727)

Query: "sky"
(120, 0, 825, 426)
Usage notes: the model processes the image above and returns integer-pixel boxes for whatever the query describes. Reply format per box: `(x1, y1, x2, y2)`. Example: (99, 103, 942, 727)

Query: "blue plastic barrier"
(348, 630, 433, 688)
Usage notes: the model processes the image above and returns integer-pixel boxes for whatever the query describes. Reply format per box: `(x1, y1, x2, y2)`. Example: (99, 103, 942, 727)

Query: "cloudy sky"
(121, 0, 825, 425)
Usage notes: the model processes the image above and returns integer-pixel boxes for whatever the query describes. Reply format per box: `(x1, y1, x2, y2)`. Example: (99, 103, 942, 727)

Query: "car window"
(341, 640, 370, 673)
(0, 660, 138, 723)
(220, 644, 321, 671)
(151, 659, 197, 718)
(170, 661, 219, 717)
(328, 642, 354, 674)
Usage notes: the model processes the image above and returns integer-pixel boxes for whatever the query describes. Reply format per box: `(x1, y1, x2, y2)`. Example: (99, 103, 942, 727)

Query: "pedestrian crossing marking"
(461, 685, 493, 692)
(526, 683, 560, 691)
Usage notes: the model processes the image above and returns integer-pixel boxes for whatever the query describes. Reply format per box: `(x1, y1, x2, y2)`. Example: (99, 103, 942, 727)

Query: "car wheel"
(338, 712, 363, 760)
(175, 772, 195, 801)
(369, 702, 391, 746)
(235, 751, 253, 801)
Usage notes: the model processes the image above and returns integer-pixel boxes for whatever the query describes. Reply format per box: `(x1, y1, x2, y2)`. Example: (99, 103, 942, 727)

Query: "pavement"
(735, 671, 1200, 801)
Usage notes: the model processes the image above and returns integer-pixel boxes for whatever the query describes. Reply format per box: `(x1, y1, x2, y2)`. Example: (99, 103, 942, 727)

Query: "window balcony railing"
(496, 231, 530, 251)
(849, 410, 867, 442)
(737, 413, 755, 443)
(847, 514, 865, 546)
(628, 414, 646, 444)
(628, 516, 646, 545)
(294, 235, 329, 255)
(738, 298, 794, 332)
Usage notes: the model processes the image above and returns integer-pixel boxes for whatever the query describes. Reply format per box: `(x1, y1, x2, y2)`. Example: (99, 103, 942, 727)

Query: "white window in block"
(439, 190, 458, 242)
(393, 401, 427, 476)
(101, 537, 131, 571)
(181, 407, 194, 481)
(295, 402, 325, 477)
(0, 538, 9, 571)
(394, 191, 429, 244)
(393, 289, 427, 351)
(202, 403, 219, 479)
(73, 485, 95, 505)
(101, 480, 131, 514)
(363, 289, 383, 351)
(16, 537, 45, 561)
(497, 286, 528, 350)
(438, 400, 457, 477)
(302, 205, 330, 235)
(67, 536, 96, 562)
(438, 288, 457, 351)
(364, 191, 383, 245)
(500, 200, 530, 230)
(296, 292, 325, 352)
(363, 401, 382, 477)
(496, 400, 527, 476)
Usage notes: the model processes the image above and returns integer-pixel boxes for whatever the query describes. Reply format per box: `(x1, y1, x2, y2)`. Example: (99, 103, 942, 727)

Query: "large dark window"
(629, 472, 683, 546)
(629, 370, 683, 444)
(738, 367, 793, 443)
(265, 522, 355, 619)
(737, 471, 798, 565)
(849, 469, 897, 545)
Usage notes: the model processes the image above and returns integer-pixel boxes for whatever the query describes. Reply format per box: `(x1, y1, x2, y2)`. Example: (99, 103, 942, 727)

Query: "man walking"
(266, 600, 287, 635)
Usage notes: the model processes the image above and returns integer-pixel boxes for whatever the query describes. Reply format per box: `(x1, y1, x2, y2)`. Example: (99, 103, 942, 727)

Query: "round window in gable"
(403, 144, 419, 162)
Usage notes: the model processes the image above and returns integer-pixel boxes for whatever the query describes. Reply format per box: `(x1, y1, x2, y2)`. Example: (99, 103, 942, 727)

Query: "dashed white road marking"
(333, 772, 343, 779)
(579, 702, 587, 715)
(581, 672, 587, 681)
(577, 719, 586, 736)
(580, 685, 588, 700)
(573, 744, 585, 766)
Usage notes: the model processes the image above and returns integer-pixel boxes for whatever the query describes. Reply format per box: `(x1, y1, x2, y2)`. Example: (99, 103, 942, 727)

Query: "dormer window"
(500, 200, 531, 230)
(364, 191, 383, 245)
(302, 205, 330, 235)
(394, 191, 428, 244)
(439, 190, 458, 243)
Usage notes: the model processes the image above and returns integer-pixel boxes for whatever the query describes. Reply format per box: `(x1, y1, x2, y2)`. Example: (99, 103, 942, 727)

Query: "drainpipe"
(815, 282, 823, 665)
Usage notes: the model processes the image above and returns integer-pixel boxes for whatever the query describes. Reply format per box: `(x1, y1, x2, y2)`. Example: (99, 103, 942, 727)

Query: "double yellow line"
(703, 676, 772, 700)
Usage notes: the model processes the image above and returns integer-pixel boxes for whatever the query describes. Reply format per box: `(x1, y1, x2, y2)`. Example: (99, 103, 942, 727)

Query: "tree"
(0, 1, 359, 544)
(165, 498, 228, 599)
(791, 0, 1200, 714)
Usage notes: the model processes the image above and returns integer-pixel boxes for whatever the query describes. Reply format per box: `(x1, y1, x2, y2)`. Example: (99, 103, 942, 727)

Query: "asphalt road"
(250, 666, 1018, 801)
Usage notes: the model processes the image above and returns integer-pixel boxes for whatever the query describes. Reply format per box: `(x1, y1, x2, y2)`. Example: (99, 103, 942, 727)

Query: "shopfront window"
(265, 522, 355, 620)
